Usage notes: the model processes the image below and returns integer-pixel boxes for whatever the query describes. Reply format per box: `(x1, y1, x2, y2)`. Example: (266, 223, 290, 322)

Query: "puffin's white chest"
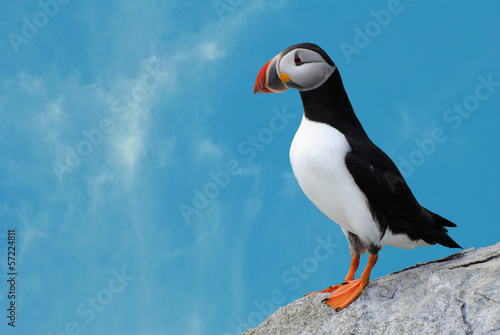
(289, 116, 381, 244)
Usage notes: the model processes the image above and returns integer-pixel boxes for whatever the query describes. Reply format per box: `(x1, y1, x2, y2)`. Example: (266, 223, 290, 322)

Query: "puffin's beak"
(254, 55, 288, 94)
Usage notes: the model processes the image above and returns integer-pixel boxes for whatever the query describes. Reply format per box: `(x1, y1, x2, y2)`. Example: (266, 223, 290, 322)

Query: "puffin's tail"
(431, 211, 456, 228)
(428, 211, 462, 249)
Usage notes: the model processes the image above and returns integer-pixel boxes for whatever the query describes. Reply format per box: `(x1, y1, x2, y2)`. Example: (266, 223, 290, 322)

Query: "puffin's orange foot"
(305, 284, 341, 296)
(322, 279, 367, 311)
(307, 255, 361, 297)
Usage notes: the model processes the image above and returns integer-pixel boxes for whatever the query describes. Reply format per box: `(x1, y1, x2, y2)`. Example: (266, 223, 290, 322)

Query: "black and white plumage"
(254, 43, 460, 310)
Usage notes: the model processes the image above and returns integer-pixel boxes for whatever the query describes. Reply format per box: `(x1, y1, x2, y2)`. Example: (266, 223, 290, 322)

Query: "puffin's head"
(254, 43, 336, 94)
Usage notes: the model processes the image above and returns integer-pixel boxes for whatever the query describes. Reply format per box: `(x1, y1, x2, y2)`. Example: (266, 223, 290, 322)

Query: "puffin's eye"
(294, 51, 303, 66)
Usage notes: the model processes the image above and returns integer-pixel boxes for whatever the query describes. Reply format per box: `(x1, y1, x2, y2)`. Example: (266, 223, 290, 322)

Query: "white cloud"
(16, 72, 44, 93)
(199, 42, 225, 60)
(198, 138, 222, 159)
(113, 121, 147, 172)
(100, 56, 174, 184)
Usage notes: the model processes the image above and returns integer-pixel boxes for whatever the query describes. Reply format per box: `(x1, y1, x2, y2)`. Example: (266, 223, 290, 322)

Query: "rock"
(243, 242, 500, 335)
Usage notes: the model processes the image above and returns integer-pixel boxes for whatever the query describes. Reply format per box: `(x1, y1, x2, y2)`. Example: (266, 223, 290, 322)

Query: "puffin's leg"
(306, 255, 360, 295)
(324, 252, 378, 311)
(344, 254, 360, 282)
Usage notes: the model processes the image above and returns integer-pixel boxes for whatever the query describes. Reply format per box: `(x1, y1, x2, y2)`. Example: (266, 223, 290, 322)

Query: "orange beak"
(254, 55, 288, 94)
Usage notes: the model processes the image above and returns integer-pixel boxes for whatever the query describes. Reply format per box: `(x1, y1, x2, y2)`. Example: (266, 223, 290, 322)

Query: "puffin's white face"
(277, 48, 336, 91)
(254, 44, 336, 94)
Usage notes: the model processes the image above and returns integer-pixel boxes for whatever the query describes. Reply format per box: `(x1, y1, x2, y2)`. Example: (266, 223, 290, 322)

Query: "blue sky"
(1, 1, 499, 334)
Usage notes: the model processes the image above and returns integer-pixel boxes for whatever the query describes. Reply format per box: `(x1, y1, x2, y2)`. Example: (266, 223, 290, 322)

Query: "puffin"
(254, 43, 461, 311)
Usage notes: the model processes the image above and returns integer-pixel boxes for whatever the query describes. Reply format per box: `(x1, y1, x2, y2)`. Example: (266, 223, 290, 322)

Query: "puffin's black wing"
(344, 138, 461, 248)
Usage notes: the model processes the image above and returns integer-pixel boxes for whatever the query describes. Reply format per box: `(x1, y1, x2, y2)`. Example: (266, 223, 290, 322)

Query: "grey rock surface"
(243, 243, 500, 335)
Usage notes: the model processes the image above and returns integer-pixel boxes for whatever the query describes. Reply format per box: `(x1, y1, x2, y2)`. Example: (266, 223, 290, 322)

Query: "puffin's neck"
(299, 69, 368, 139)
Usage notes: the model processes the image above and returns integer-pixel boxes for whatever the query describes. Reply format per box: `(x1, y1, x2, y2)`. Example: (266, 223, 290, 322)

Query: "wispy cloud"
(199, 42, 226, 60)
(15, 72, 44, 93)
(0, 1, 300, 334)
(198, 138, 223, 159)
